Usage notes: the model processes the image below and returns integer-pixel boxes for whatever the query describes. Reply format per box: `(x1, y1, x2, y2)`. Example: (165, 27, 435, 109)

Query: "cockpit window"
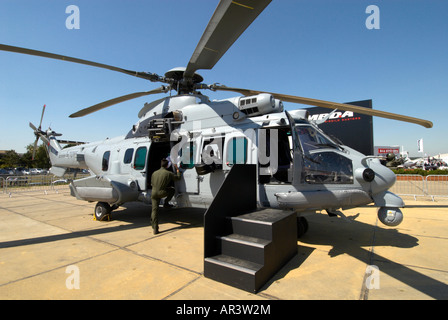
(303, 151, 353, 184)
(295, 125, 340, 153)
(293, 124, 353, 184)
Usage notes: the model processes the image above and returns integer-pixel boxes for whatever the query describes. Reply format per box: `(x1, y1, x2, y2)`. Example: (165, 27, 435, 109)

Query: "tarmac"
(0, 189, 447, 300)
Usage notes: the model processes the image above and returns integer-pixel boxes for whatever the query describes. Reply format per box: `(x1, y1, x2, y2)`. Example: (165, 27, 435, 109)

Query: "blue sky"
(0, 0, 447, 157)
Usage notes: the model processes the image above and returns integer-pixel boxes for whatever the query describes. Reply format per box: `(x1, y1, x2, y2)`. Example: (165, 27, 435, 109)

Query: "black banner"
(306, 100, 374, 156)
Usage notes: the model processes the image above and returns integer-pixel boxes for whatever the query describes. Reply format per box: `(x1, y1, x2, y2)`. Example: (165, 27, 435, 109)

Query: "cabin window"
(123, 148, 134, 164)
(134, 146, 147, 170)
(227, 137, 247, 165)
(180, 141, 196, 169)
(102, 151, 110, 171)
(202, 136, 224, 168)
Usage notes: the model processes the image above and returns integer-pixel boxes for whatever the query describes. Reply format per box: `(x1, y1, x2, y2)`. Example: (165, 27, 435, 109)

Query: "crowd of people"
(424, 158, 448, 170)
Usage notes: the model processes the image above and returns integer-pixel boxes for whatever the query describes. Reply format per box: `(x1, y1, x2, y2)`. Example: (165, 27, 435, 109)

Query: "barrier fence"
(0, 174, 89, 196)
(1, 173, 447, 200)
(390, 174, 448, 201)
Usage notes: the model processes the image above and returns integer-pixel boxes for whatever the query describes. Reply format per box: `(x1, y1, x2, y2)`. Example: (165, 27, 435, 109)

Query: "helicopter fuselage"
(41, 93, 404, 227)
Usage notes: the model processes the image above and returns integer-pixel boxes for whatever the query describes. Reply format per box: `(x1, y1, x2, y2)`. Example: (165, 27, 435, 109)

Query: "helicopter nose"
(369, 160, 397, 195)
(356, 158, 396, 195)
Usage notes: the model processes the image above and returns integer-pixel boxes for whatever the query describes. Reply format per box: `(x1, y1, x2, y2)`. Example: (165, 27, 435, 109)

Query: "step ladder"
(203, 164, 297, 293)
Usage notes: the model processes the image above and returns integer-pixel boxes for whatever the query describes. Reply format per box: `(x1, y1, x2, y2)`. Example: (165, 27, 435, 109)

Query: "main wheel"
(297, 217, 309, 238)
(94, 202, 111, 221)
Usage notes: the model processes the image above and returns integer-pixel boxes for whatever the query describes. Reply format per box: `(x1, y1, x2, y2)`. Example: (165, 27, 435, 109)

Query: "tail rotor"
(30, 104, 46, 160)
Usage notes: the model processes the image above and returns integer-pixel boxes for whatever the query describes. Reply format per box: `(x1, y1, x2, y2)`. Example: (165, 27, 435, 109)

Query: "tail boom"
(31, 124, 88, 177)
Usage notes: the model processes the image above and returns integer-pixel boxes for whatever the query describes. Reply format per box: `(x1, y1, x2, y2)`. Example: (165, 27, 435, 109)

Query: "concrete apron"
(0, 192, 447, 300)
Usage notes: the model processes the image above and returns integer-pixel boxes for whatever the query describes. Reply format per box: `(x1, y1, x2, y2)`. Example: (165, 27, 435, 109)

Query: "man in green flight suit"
(150, 159, 181, 234)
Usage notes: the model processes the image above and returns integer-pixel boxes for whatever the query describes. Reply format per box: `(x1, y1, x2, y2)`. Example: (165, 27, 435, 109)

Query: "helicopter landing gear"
(297, 216, 309, 238)
(94, 202, 111, 221)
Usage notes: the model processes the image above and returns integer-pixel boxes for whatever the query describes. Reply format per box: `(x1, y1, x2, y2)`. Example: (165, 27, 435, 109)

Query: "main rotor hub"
(164, 67, 203, 84)
(164, 67, 204, 94)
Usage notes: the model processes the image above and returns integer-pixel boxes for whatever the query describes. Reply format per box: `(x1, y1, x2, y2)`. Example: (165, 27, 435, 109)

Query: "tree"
(24, 143, 50, 168)
(0, 150, 20, 168)
(0, 144, 50, 169)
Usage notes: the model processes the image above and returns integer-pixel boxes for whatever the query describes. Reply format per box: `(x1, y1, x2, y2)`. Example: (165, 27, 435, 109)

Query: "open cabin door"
(257, 115, 299, 186)
(146, 141, 172, 190)
(257, 112, 302, 207)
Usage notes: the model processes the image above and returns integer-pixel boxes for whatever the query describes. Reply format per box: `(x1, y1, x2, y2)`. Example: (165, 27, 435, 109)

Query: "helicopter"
(1, 0, 432, 233)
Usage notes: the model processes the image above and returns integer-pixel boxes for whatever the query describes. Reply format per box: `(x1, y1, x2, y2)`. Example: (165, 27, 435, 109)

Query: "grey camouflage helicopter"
(1, 0, 432, 234)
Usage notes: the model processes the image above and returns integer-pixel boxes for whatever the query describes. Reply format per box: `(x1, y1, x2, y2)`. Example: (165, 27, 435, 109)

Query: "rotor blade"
(29, 122, 38, 131)
(57, 140, 87, 146)
(212, 85, 433, 128)
(29, 122, 42, 161)
(39, 104, 46, 129)
(69, 86, 169, 118)
(32, 137, 38, 161)
(184, 0, 271, 78)
(32, 132, 39, 161)
(0, 44, 161, 82)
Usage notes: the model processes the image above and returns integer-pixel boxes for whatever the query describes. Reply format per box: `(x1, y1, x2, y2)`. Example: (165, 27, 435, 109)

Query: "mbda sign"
(306, 100, 374, 156)
(309, 110, 356, 122)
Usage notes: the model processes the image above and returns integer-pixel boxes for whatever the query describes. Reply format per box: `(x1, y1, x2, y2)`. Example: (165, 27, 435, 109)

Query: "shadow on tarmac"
(2, 203, 446, 299)
(266, 212, 447, 299)
(0, 204, 205, 249)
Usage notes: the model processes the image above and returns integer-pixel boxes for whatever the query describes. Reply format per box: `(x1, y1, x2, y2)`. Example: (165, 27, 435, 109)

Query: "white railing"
(390, 174, 448, 200)
(0, 174, 89, 196)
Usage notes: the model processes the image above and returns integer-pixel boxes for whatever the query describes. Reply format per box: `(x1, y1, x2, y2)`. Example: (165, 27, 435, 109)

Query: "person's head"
(161, 159, 169, 168)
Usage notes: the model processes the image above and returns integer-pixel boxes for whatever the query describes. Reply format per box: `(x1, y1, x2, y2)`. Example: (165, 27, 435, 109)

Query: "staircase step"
(230, 209, 296, 240)
(205, 254, 263, 273)
(220, 234, 271, 265)
(204, 254, 264, 292)
(221, 234, 271, 247)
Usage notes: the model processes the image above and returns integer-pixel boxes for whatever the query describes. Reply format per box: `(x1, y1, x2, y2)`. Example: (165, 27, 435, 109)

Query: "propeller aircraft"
(1, 0, 432, 234)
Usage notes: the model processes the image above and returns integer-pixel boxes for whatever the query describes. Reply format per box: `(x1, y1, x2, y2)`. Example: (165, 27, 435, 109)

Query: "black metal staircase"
(203, 165, 297, 293)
